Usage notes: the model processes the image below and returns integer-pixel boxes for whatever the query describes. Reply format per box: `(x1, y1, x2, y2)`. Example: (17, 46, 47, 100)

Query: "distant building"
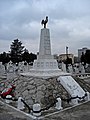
(78, 47, 88, 62)
(58, 53, 74, 64)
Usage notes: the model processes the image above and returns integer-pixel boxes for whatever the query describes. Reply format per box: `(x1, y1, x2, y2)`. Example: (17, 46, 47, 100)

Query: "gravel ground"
(0, 75, 90, 120)
(0, 100, 90, 120)
(41, 101, 90, 120)
(0, 100, 33, 120)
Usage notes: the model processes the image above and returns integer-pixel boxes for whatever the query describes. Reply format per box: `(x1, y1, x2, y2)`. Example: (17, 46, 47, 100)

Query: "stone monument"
(21, 16, 67, 78)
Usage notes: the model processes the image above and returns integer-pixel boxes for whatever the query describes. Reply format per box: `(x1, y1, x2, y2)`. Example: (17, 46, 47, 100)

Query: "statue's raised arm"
(41, 16, 48, 28)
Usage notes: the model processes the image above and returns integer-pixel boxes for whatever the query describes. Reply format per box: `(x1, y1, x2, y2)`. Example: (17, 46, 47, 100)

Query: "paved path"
(41, 101, 90, 120)
(0, 100, 90, 120)
(0, 100, 35, 120)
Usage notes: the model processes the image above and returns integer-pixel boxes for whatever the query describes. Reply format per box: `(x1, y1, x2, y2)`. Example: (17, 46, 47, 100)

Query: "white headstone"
(0, 63, 5, 74)
(61, 62, 66, 72)
(74, 67, 79, 73)
(8, 65, 14, 73)
(68, 64, 73, 73)
(81, 65, 85, 73)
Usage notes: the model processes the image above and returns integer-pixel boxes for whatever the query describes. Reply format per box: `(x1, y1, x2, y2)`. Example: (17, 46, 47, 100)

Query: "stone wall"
(14, 75, 69, 108)
(1, 73, 89, 110)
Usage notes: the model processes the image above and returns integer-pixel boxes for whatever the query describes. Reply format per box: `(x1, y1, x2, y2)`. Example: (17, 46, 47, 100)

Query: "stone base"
(33, 59, 59, 70)
(20, 69, 69, 79)
(20, 58, 70, 78)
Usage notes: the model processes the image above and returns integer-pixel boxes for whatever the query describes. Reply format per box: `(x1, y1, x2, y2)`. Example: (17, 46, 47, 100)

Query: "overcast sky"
(0, 0, 90, 56)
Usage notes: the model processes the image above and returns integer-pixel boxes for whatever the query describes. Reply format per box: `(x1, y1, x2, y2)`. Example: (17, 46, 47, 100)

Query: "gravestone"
(61, 62, 66, 72)
(0, 62, 5, 75)
(57, 76, 85, 98)
(74, 66, 79, 74)
(68, 64, 73, 73)
(79, 63, 85, 73)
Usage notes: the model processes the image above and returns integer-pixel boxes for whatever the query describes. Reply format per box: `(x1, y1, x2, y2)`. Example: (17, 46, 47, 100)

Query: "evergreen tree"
(0, 52, 10, 71)
(80, 52, 86, 65)
(22, 51, 37, 64)
(85, 50, 90, 64)
(65, 56, 72, 65)
(10, 39, 24, 63)
(0, 52, 10, 64)
(29, 52, 37, 62)
(22, 49, 30, 63)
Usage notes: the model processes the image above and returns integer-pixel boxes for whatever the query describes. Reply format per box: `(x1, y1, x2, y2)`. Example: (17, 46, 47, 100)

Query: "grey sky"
(0, 0, 90, 55)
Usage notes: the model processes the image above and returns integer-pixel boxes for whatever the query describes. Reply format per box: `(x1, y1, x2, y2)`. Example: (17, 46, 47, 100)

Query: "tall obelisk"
(38, 16, 53, 59)
(33, 16, 58, 70)
(38, 28, 52, 59)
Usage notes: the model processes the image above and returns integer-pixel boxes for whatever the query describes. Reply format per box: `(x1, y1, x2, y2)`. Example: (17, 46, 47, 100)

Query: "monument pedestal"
(21, 27, 68, 78)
